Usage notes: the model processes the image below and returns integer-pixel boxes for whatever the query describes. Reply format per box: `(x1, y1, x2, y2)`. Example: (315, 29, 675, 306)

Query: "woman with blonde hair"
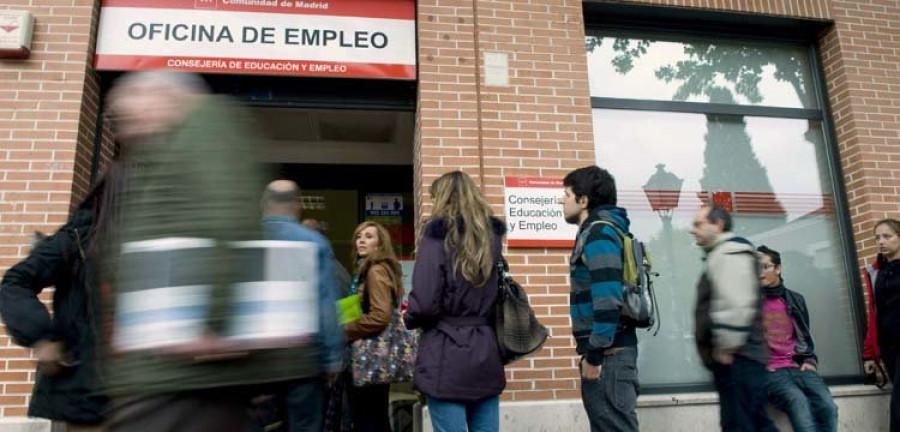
(344, 221, 403, 432)
(405, 171, 506, 432)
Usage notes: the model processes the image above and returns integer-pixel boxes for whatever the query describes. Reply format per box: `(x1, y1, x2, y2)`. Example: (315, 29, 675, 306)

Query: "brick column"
(819, 0, 900, 266)
(416, 0, 597, 401)
(0, 0, 106, 416)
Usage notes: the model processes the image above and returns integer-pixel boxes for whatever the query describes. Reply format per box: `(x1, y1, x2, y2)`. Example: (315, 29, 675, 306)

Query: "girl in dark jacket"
(0, 164, 121, 430)
(865, 218, 900, 431)
(344, 221, 404, 432)
(405, 171, 506, 432)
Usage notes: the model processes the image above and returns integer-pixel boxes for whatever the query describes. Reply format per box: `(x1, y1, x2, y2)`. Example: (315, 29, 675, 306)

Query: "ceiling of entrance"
(250, 107, 414, 165)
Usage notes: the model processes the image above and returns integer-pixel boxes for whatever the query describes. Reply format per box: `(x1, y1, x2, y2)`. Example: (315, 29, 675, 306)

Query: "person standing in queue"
(344, 221, 404, 432)
(864, 219, 900, 431)
(0, 164, 123, 431)
(404, 171, 506, 432)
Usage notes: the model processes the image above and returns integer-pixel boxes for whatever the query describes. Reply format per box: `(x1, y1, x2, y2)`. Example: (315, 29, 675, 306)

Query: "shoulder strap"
(497, 256, 510, 282)
(581, 220, 626, 241)
(576, 220, 625, 262)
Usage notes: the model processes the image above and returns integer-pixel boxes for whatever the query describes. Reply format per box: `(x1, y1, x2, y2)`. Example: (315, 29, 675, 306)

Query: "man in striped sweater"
(563, 166, 639, 432)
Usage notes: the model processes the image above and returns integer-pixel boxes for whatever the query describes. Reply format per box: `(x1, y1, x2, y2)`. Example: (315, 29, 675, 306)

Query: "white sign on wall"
(484, 52, 509, 87)
(94, 0, 416, 79)
(504, 177, 578, 248)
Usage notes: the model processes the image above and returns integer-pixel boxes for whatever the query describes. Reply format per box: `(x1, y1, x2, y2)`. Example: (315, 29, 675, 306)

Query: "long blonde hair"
(429, 171, 495, 287)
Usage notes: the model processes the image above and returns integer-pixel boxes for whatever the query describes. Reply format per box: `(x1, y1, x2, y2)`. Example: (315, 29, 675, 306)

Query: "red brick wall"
(819, 1, 900, 266)
(417, 0, 598, 402)
(0, 0, 104, 417)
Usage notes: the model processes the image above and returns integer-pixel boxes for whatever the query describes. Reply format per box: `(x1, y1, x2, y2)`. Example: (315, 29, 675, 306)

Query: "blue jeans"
(766, 368, 838, 432)
(426, 396, 499, 432)
(712, 356, 777, 432)
(580, 346, 639, 432)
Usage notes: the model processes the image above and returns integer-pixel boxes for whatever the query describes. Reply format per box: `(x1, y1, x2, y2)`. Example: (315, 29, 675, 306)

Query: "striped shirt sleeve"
(582, 224, 624, 361)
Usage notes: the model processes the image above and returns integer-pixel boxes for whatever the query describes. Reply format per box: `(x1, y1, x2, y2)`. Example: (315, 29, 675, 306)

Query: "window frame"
(583, 9, 865, 394)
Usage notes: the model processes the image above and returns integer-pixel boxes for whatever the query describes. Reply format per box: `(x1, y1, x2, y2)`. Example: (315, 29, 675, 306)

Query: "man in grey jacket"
(691, 206, 775, 432)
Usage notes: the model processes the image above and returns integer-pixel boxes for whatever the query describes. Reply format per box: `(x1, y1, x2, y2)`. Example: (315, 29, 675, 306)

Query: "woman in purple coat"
(404, 171, 506, 432)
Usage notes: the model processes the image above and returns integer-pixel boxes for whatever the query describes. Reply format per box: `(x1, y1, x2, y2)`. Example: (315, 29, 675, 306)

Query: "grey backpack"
(575, 220, 660, 334)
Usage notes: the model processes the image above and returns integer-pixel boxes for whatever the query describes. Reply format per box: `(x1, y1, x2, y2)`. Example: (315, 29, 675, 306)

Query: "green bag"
(336, 294, 363, 325)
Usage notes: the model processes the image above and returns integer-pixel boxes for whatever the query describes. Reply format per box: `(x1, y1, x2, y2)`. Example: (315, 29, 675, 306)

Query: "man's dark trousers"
(712, 356, 777, 432)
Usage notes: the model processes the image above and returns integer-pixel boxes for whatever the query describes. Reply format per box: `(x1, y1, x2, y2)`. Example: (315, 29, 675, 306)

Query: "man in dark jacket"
(691, 206, 775, 432)
(0, 185, 112, 429)
(562, 166, 639, 432)
(757, 245, 837, 432)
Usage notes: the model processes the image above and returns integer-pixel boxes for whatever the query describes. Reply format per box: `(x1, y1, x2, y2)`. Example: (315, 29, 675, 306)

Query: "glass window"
(585, 35, 818, 109)
(586, 31, 859, 388)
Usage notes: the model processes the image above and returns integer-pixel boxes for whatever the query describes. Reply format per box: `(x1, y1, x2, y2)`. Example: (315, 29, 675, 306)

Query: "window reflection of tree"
(586, 37, 813, 107)
(700, 92, 786, 237)
(587, 36, 832, 380)
(586, 36, 828, 236)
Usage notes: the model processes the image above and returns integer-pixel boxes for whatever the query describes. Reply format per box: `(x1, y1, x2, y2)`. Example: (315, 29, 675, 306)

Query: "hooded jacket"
(569, 206, 637, 366)
(404, 217, 506, 402)
(0, 209, 108, 424)
(872, 255, 900, 364)
(694, 233, 767, 368)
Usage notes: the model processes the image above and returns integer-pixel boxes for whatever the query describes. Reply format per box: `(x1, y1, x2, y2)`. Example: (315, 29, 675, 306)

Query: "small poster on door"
(365, 193, 403, 216)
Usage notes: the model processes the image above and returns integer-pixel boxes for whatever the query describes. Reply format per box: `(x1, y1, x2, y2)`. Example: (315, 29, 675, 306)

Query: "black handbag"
(494, 257, 549, 364)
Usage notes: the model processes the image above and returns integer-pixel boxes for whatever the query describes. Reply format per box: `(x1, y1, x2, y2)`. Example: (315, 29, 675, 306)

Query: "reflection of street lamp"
(643, 164, 684, 224)
(643, 164, 684, 345)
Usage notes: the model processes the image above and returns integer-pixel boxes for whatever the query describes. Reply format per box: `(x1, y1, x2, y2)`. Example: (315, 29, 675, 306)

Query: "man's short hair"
(562, 166, 617, 209)
(757, 245, 782, 266)
(262, 181, 299, 206)
(706, 206, 733, 232)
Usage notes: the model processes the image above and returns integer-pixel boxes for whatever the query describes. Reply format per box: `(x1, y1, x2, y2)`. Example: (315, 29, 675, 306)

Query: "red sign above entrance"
(94, 0, 416, 80)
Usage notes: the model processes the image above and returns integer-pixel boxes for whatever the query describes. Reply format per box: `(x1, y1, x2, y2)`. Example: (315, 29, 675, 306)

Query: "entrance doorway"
(251, 106, 415, 271)
(97, 72, 417, 276)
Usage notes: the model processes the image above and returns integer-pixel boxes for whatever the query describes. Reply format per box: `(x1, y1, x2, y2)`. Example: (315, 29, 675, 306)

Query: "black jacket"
(875, 256, 900, 363)
(0, 209, 108, 424)
(766, 285, 818, 368)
